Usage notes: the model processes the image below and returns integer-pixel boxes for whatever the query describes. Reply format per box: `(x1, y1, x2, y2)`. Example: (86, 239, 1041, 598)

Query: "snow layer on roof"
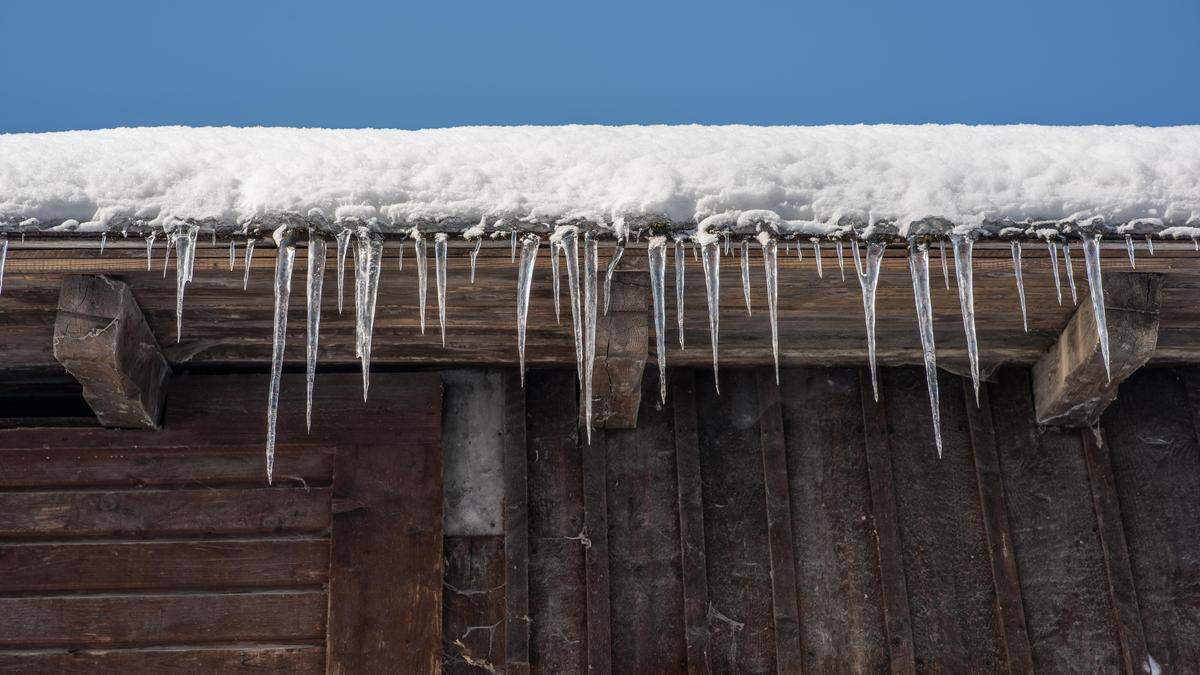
(1, 125, 1198, 230)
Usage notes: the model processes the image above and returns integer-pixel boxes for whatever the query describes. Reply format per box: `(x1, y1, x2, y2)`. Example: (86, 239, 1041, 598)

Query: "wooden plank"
(963, 379, 1034, 673)
(1100, 367, 1200, 672)
(858, 368, 916, 675)
(443, 535, 506, 674)
(606, 371, 687, 672)
(594, 268, 649, 428)
(502, 370, 531, 675)
(325, 371, 443, 674)
(0, 646, 324, 674)
(52, 275, 171, 428)
(0, 591, 326, 647)
(672, 368, 711, 673)
(782, 368, 887, 672)
(754, 369, 804, 672)
(988, 368, 1122, 672)
(0, 539, 328, 592)
(1033, 273, 1163, 426)
(880, 367, 1003, 672)
(524, 369, 587, 673)
(1082, 428, 1153, 674)
(695, 369, 777, 673)
(0, 488, 329, 539)
(582, 428, 613, 673)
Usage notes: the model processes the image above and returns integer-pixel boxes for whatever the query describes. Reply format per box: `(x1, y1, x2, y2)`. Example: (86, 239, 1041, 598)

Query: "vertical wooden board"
(781, 367, 888, 672)
(673, 368, 712, 673)
(1102, 367, 1200, 672)
(607, 368, 687, 673)
(881, 367, 1004, 672)
(583, 427, 613, 674)
(325, 372, 444, 675)
(988, 368, 1123, 672)
(443, 535, 507, 674)
(694, 368, 777, 674)
(524, 369, 588, 673)
(503, 370, 531, 674)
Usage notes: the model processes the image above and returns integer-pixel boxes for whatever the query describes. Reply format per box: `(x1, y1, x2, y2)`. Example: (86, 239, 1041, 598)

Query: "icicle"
(229, 240, 236, 271)
(353, 229, 383, 400)
(795, 240, 802, 259)
(469, 238, 482, 284)
(1047, 239, 1063, 305)
(759, 233, 780, 382)
(1194, 237, 1199, 252)
(1082, 234, 1111, 382)
(723, 232, 731, 256)
(515, 234, 540, 385)
(560, 228, 584, 384)
(162, 235, 172, 278)
(414, 233, 428, 334)
(835, 240, 846, 282)
(1062, 241, 1079, 305)
(305, 232, 327, 432)
(145, 232, 156, 271)
(648, 237, 669, 404)
(335, 229, 350, 314)
(243, 238, 256, 290)
(853, 240, 886, 400)
(951, 235, 981, 405)
(603, 241, 625, 316)
(1011, 241, 1029, 333)
(909, 242, 943, 457)
(813, 240, 824, 278)
(435, 233, 449, 347)
(99, 232, 107, 255)
(397, 240, 404, 271)
(510, 231, 517, 263)
(173, 225, 199, 342)
(551, 239, 563, 324)
(265, 228, 298, 485)
(210, 228, 217, 246)
(1145, 235, 1155, 255)
(582, 233, 599, 443)
(938, 240, 950, 289)
(699, 236, 721, 393)
(739, 240, 752, 316)
(1125, 234, 1137, 269)
(674, 240, 686, 349)
(0, 235, 7, 296)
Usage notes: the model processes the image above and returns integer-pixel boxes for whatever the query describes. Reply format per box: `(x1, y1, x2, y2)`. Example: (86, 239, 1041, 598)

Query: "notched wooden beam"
(1033, 273, 1163, 426)
(591, 271, 649, 429)
(52, 275, 171, 429)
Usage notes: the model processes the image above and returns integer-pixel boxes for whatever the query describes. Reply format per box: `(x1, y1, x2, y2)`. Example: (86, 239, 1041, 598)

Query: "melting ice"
(306, 232, 327, 432)
(515, 234, 540, 385)
(950, 235, 981, 404)
(265, 229, 297, 485)
(909, 242, 943, 457)
(648, 237, 669, 404)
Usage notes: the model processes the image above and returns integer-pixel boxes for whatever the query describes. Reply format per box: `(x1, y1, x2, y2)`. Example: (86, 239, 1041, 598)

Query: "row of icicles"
(0, 225, 1158, 482)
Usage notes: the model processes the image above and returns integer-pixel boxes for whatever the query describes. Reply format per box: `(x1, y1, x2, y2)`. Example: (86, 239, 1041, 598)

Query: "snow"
(2, 125, 1198, 233)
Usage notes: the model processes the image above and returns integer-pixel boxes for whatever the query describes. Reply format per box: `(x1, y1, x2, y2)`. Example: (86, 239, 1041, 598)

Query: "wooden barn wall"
(445, 365, 1200, 674)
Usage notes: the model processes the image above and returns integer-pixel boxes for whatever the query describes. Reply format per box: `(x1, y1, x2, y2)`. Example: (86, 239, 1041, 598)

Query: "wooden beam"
(52, 275, 170, 428)
(502, 371, 531, 675)
(1033, 273, 1163, 426)
(672, 369, 712, 673)
(592, 270, 649, 428)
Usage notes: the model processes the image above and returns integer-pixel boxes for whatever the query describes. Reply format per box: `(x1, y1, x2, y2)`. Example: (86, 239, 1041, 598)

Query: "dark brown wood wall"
(446, 365, 1200, 674)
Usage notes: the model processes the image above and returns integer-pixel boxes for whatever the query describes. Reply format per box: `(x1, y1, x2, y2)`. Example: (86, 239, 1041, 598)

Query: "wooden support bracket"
(591, 270, 649, 429)
(1033, 273, 1163, 427)
(52, 275, 170, 429)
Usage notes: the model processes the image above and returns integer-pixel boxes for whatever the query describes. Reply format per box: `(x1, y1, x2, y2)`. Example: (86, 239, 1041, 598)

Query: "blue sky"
(2, 0, 1197, 132)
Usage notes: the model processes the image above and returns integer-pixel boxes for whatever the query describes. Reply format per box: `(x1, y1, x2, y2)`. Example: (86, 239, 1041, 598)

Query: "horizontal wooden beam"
(52, 275, 170, 429)
(1033, 273, 1163, 426)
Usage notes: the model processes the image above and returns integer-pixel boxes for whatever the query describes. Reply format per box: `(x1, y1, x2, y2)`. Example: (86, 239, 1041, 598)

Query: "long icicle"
(173, 224, 199, 343)
(853, 240, 886, 401)
(229, 240, 236, 271)
(162, 235, 172, 278)
(1145, 235, 1155, 255)
(582, 233, 599, 443)
(0, 235, 7, 296)
(951, 235, 981, 405)
(469, 237, 482, 284)
(759, 232, 780, 382)
(144, 232, 156, 271)
(909, 241, 943, 457)
(603, 240, 624, 316)
(1011, 241, 1029, 333)
(243, 237, 255, 290)
(739, 239, 752, 316)
(560, 228, 584, 384)
(699, 234, 721, 393)
(435, 233, 449, 346)
(1062, 240, 1079, 305)
(335, 229, 351, 314)
(1082, 233, 1111, 382)
(305, 231, 327, 432)
(1125, 234, 1137, 269)
(551, 239, 563, 323)
(939, 240, 951, 289)
(812, 240, 824, 278)
(354, 229, 383, 400)
(515, 234, 540, 385)
(414, 232, 428, 334)
(648, 236, 669, 404)
(1047, 239, 1063, 305)
(835, 240, 846, 282)
(265, 228, 298, 485)
(674, 239, 686, 348)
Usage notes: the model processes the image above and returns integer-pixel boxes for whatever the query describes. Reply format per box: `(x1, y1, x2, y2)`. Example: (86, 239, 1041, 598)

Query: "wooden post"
(592, 270, 649, 429)
(52, 275, 170, 429)
(502, 371, 532, 674)
(1033, 273, 1162, 426)
(672, 370, 712, 673)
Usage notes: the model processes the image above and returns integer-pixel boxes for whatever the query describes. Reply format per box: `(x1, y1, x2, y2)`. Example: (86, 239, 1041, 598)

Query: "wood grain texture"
(443, 535, 506, 674)
(582, 428, 613, 673)
(672, 368, 712, 674)
(502, 370, 531, 674)
(0, 646, 324, 674)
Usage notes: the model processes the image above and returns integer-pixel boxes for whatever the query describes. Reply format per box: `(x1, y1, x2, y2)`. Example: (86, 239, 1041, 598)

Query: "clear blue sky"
(2, 0, 1197, 132)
